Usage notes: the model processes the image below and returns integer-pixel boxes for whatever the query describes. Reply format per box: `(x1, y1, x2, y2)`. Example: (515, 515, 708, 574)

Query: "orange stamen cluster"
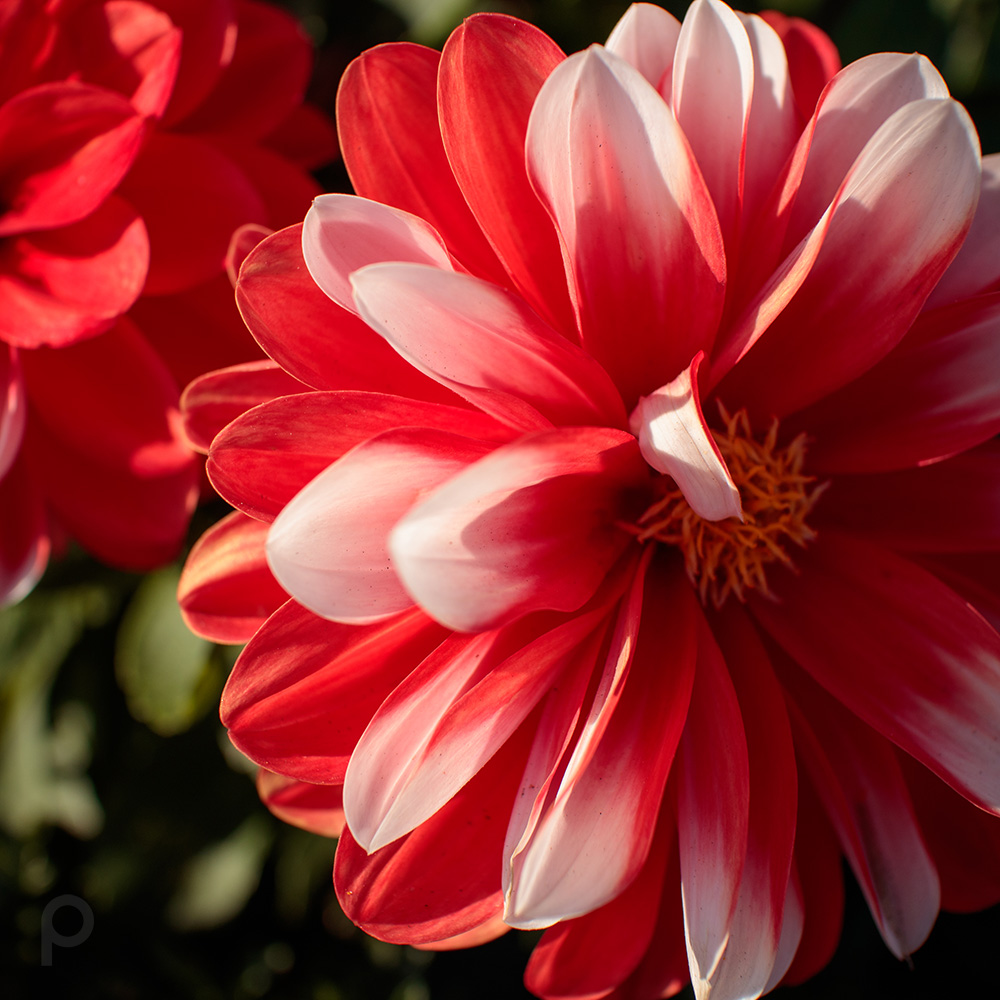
(629, 404, 827, 608)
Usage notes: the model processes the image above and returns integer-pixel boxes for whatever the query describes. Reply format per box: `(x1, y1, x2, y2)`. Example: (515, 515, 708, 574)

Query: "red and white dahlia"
(181, 2, 1000, 997)
(0, 0, 334, 601)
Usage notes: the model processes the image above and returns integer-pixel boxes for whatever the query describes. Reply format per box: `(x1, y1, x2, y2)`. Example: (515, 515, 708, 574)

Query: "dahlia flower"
(181, 2, 1000, 997)
(0, 0, 334, 601)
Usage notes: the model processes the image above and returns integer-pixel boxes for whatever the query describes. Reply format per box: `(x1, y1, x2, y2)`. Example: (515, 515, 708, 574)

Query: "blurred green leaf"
(166, 815, 274, 931)
(378, 0, 474, 43)
(115, 566, 216, 737)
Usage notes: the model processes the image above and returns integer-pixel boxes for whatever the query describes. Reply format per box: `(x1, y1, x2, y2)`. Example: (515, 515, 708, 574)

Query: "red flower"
(182, 3, 1000, 998)
(0, 0, 335, 601)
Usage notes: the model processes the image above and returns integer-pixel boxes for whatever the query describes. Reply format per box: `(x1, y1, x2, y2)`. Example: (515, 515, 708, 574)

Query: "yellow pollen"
(627, 404, 828, 608)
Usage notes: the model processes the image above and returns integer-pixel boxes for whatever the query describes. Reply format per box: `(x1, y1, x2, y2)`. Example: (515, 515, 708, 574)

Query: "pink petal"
(928, 152, 1000, 306)
(236, 224, 456, 401)
(178, 511, 288, 644)
(702, 604, 798, 999)
(526, 44, 725, 409)
(0, 81, 146, 236)
(798, 291, 1000, 472)
(181, 360, 309, 455)
(677, 617, 750, 994)
(720, 96, 981, 419)
(629, 353, 741, 521)
(758, 11, 841, 121)
(256, 770, 345, 839)
(208, 389, 505, 522)
(816, 441, 1000, 553)
(345, 609, 608, 852)
(605, 3, 681, 91)
(351, 263, 627, 430)
(0, 346, 26, 482)
(390, 426, 645, 632)
(302, 193, 453, 315)
(0, 194, 149, 348)
(336, 41, 507, 284)
(751, 532, 1000, 816)
(222, 600, 446, 783)
(782, 672, 940, 958)
(504, 559, 696, 928)
(268, 427, 496, 624)
(671, 0, 753, 255)
(334, 725, 532, 946)
(438, 13, 575, 336)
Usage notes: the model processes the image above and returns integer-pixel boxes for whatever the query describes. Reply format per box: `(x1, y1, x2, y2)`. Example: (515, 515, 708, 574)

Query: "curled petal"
(256, 771, 345, 839)
(629, 354, 742, 522)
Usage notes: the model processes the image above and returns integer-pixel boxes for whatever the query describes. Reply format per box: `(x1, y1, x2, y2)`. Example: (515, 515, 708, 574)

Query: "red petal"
(816, 441, 1000, 552)
(751, 532, 1000, 816)
(263, 102, 338, 171)
(676, 616, 750, 992)
(0, 344, 26, 481)
(236, 224, 457, 401)
(758, 10, 841, 120)
(334, 723, 533, 946)
(526, 45, 725, 409)
(180, 359, 308, 454)
(21, 317, 198, 568)
(222, 600, 446, 783)
(178, 0, 310, 139)
(0, 447, 50, 605)
(781, 671, 940, 958)
(0, 81, 146, 236)
(118, 131, 266, 294)
(336, 42, 507, 284)
(438, 14, 575, 336)
(178, 510, 287, 643)
(798, 292, 1000, 472)
(256, 770, 345, 839)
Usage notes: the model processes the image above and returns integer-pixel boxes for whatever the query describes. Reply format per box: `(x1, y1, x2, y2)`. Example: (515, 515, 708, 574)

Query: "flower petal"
(677, 617, 750, 996)
(179, 511, 288, 644)
(390, 426, 645, 632)
(758, 10, 840, 120)
(351, 263, 627, 430)
(782, 671, 940, 959)
(236, 224, 455, 400)
(256, 770, 345, 839)
(0, 345, 26, 482)
(336, 41, 506, 283)
(302, 193, 453, 315)
(629, 354, 742, 521)
(526, 44, 725, 408)
(268, 427, 496, 624)
(504, 559, 696, 929)
(222, 600, 446, 783)
(605, 2, 681, 91)
(181, 359, 309, 454)
(751, 532, 1000, 816)
(0, 448, 50, 606)
(438, 13, 574, 336)
(345, 609, 607, 852)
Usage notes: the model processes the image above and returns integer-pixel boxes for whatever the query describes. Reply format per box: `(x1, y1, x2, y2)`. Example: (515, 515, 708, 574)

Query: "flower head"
(0, 0, 335, 601)
(182, 3, 1000, 998)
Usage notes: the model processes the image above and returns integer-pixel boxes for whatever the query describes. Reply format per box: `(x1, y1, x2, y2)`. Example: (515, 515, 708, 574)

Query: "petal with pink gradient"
(438, 14, 575, 337)
(268, 427, 496, 624)
(677, 617, 750, 996)
(504, 559, 696, 929)
(526, 43, 725, 408)
(752, 532, 1000, 816)
(178, 511, 288, 644)
(390, 426, 645, 632)
(0, 345, 26, 481)
(256, 770, 345, 839)
(345, 609, 607, 852)
(222, 600, 446, 783)
(605, 2, 681, 91)
(629, 353, 742, 522)
(351, 263, 627, 430)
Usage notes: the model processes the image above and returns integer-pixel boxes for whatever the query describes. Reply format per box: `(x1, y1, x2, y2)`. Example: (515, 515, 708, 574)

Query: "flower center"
(627, 405, 827, 607)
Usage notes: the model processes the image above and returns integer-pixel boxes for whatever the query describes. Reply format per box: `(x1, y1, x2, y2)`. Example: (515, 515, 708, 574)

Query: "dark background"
(2, 1, 999, 998)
